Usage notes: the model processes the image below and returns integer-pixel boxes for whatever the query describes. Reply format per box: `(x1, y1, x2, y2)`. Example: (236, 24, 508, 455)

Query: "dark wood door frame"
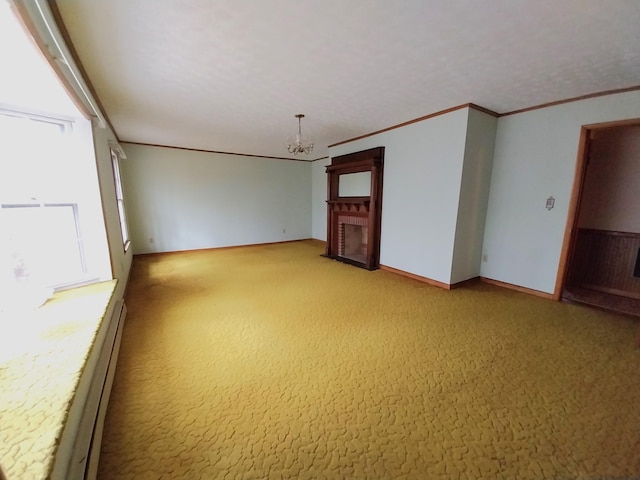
(553, 118, 640, 301)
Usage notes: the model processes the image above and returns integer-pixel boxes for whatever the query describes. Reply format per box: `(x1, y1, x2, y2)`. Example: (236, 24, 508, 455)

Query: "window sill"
(0, 280, 117, 480)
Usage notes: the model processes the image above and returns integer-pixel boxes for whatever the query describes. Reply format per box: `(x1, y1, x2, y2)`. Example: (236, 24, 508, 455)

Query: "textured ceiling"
(55, 0, 640, 160)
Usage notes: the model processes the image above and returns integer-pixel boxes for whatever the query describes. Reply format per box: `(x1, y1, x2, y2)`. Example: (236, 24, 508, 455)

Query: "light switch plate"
(546, 196, 555, 210)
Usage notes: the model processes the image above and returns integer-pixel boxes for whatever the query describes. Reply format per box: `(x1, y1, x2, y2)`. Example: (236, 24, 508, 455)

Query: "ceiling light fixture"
(287, 114, 313, 155)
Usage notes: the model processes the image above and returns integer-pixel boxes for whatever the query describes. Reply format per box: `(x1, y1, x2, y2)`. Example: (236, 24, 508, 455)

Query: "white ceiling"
(55, 0, 640, 160)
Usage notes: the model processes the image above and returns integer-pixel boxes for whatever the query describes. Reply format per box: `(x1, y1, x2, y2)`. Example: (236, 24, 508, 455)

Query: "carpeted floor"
(98, 240, 640, 479)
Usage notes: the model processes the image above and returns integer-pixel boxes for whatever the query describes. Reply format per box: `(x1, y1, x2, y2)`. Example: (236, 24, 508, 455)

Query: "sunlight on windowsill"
(0, 280, 116, 480)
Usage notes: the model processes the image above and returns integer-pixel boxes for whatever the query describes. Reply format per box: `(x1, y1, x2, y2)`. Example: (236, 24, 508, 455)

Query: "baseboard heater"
(51, 299, 127, 480)
(84, 300, 127, 479)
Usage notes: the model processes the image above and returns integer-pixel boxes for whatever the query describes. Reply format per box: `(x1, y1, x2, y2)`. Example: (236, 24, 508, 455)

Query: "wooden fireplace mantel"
(325, 147, 384, 270)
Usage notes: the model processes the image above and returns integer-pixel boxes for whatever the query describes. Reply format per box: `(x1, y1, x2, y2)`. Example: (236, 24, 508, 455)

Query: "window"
(0, 107, 110, 293)
(110, 148, 130, 251)
(0, 2, 111, 310)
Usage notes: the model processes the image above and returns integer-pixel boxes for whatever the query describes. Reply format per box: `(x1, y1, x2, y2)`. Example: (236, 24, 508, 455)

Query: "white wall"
(311, 158, 330, 240)
(93, 126, 133, 299)
(121, 143, 312, 254)
(481, 90, 640, 294)
(578, 125, 640, 233)
(329, 108, 469, 284)
(450, 109, 497, 284)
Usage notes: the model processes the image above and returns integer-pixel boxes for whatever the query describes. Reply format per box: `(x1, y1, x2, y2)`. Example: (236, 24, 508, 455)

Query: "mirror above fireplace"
(338, 171, 371, 197)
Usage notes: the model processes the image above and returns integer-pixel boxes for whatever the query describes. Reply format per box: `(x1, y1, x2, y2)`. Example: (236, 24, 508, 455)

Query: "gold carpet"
(98, 240, 640, 479)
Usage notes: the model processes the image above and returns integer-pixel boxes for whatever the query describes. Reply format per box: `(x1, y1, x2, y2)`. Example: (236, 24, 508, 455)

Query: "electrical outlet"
(282, 228, 286, 234)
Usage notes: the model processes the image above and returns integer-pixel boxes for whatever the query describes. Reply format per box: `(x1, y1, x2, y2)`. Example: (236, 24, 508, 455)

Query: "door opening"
(555, 119, 640, 322)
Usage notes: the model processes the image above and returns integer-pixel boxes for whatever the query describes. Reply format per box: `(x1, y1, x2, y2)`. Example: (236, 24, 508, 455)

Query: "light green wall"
(121, 144, 312, 254)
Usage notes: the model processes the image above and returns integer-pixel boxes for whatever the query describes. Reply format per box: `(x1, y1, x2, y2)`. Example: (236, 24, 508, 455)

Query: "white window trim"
(110, 148, 130, 252)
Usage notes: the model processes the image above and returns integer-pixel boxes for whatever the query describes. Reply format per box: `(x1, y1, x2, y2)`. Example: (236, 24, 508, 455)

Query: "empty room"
(1, 1, 640, 479)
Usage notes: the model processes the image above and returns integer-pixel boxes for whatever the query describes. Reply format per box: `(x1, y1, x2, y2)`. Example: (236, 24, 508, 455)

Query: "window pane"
(0, 112, 71, 203)
(117, 200, 129, 245)
(111, 150, 130, 247)
(1, 205, 84, 287)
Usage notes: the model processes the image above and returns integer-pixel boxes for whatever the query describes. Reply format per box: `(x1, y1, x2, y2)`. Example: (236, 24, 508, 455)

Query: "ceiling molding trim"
(329, 103, 496, 148)
(311, 156, 330, 162)
(47, 0, 119, 138)
(468, 103, 500, 117)
(122, 141, 316, 162)
(499, 85, 640, 117)
(330, 85, 640, 150)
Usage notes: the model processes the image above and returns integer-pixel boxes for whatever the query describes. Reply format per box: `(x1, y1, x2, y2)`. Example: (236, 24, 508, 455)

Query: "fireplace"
(338, 216, 368, 263)
(325, 147, 384, 270)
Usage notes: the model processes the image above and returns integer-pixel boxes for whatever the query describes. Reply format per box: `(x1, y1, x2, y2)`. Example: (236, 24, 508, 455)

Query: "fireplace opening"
(339, 223, 368, 264)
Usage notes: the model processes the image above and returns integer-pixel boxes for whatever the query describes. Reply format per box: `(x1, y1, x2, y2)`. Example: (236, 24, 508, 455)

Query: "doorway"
(556, 119, 640, 318)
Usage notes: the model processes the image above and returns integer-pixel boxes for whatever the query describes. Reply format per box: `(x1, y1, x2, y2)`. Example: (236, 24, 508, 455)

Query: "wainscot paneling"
(568, 228, 640, 299)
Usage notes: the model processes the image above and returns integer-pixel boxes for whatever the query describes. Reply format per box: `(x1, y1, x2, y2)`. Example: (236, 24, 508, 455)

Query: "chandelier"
(287, 114, 314, 155)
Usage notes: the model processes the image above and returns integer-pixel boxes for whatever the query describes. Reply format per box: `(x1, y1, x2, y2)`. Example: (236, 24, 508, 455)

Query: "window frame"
(0, 106, 110, 291)
(110, 148, 130, 252)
